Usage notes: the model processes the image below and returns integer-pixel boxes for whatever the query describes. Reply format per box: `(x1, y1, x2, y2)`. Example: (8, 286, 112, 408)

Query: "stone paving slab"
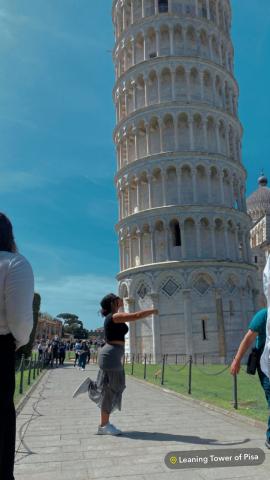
(15, 364, 270, 480)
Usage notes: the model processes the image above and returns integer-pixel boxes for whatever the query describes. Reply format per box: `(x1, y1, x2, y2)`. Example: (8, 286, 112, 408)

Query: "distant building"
(36, 316, 63, 341)
(247, 173, 270, 307)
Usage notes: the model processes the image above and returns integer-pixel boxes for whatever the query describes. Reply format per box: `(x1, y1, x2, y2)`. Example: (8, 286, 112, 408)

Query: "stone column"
(156, 29, 161, 57)
(192, 168, 197, 203)
(142, 0, 145, 18)
(206, 0, 210, 20)
(136, 176, 140, 211)
(150, 227, 156, 263)
(129, 233, 134, 268)
(183, 289, 193, 355)
(165, 227, 171, 261)
(215, 288, 226, 359)
(211, 224, 216, 257)
(215, 123, 221, 153)
(127, 182, 132, 215)
(131, 37, 135, 65)
(145, 122, 150, 155)
(196, 221, 202, 258)
(150, 293, 161, 363)
(207, 168, 212, 203)
(176, 169, 181, 204)
(186, 70, 191, 102)
(200, 70, 204, 101)
(171, 70, 176, 101)
(203, 118, 208, 151)
(161, 169, 167, 205)
(169, 26, 174, 55)
(147, 173, 153, 208)
(181, 222, 186, 258)
(126, 233, 131, 268)
(144, 75, 148, 106)
(132, 81, 136, 111)
(138, 231, 144, 265)
(234, 228, 239, 260)
(133, 127, 138, 160)
(224, 226, 229, 258)
(154, 0, 158, 15)
(130, 0, 134, 24)
(219, 172, 225, 204)
(159, 120, 163, 152)
(157, 74, 161, 102)
(195, 0, 199, 16)
(189, 119, 194, 150)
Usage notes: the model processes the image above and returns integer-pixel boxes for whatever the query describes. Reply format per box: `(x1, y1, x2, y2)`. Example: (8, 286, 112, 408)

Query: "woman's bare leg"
(100, 410, 110, 426)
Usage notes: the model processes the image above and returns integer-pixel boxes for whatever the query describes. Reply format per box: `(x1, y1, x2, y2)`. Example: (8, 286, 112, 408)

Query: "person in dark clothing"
(0, 213, 34, 480)
(59, 342, 66, 365)
(78, 341, 88, 370)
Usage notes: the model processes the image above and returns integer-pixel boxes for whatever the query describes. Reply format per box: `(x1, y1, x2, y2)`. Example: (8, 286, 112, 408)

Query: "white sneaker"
(72, 377, 90, 398)
(97, 422, 122, 436)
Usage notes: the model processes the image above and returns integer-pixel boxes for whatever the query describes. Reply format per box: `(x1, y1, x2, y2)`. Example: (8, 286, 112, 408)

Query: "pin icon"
(170, 456, 177, 465)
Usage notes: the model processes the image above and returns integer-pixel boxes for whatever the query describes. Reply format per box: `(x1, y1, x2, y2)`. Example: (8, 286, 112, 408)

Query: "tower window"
(202, 320, 207, 340)
(171, 221, 181, 246)
(254, 256, 258, 264)
(158, 0, 168, 13)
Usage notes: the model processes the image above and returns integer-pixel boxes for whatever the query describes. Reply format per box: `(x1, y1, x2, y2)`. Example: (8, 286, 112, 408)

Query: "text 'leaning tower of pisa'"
(112, 0, 258, 362)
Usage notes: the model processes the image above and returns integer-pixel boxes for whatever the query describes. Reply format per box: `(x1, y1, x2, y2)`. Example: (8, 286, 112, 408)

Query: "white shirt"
(260, 255, 270, 378)
(0, 251, 34, 349)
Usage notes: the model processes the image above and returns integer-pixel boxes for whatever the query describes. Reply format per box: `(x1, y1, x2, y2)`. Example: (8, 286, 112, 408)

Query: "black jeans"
(0, 334, 16, 480)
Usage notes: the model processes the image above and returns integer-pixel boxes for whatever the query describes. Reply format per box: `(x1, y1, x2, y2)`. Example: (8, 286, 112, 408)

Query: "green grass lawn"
(124, 362, 269, 424)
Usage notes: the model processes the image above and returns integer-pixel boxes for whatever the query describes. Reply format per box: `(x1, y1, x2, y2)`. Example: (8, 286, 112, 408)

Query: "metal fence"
(125, 353, 241, 410)
(15, 353, 44, 397)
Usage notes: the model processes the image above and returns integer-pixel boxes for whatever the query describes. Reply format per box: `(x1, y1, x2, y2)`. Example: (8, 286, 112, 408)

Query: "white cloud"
(35, 273, 118, 330)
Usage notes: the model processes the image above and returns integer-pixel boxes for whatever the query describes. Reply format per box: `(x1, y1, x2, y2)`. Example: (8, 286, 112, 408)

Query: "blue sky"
(0, 0, 269, 329)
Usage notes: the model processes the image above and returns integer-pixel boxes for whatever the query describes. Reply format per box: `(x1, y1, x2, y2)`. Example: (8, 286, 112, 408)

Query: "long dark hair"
(0, 213, 18, 253)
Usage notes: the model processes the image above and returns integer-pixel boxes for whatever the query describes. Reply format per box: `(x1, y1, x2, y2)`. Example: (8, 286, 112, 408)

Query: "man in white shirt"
(0, 213, 34, 480)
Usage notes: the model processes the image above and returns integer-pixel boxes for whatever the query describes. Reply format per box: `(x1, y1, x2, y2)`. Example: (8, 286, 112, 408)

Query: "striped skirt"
(88, 343, 126, 414)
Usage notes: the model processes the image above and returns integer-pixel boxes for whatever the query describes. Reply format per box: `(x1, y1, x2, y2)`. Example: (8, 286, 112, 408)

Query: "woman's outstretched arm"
(112, 309, 158, 323)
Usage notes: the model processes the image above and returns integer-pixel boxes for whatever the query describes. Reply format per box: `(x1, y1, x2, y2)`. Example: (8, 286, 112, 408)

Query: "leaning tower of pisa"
(112, 0, 258, 361)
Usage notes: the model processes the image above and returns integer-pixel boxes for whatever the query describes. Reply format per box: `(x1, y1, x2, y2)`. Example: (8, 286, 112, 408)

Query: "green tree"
(57, 313, 89, 339)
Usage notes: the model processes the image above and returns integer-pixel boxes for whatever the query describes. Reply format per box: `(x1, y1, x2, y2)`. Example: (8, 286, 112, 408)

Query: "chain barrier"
(166, 360, 189, 373)
(193, 364, 230, 376)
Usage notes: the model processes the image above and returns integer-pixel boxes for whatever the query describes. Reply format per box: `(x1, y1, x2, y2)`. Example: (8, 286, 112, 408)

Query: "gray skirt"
(88, 343, 126, 414)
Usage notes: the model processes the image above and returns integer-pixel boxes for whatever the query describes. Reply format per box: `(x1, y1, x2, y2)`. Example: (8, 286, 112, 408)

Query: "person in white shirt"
(0, 213, 34, 480)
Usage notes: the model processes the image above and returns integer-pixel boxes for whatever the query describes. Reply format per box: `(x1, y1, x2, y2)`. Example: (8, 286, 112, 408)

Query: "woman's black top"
(104, 313, 129, 342)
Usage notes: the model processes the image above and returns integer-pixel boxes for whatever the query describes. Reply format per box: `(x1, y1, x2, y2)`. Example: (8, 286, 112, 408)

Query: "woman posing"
(73, 293, 158, 435)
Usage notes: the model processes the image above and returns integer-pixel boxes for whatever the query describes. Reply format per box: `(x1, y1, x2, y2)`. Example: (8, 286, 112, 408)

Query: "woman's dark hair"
(0, 213, 18, 253)
(100, 293, 119, 317)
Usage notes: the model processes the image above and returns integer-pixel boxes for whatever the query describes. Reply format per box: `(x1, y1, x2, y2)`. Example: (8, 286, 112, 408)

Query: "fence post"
(188, 355, 192, 395)
(33, 353, 36, 380)
(149, 353, 151, 364)
(131, 354, 134, 375)
(27, 357, 32, 386)
(175, 354, 178, 365)
(161, 355, 165, 385)
(233, 374, 238, 409)
(19, 355, 25, 395)
(144, 354, 147, 379)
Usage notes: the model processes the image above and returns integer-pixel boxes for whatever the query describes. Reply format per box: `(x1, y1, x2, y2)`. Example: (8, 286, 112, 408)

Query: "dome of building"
(247, 172, 270, 222)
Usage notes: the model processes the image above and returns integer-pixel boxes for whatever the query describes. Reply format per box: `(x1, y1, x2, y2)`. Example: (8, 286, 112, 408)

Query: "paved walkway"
(15, 364, 270, 480)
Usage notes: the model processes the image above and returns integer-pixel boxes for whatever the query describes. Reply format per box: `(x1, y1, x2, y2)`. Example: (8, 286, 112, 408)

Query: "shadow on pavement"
(120, 431, 250, 446)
